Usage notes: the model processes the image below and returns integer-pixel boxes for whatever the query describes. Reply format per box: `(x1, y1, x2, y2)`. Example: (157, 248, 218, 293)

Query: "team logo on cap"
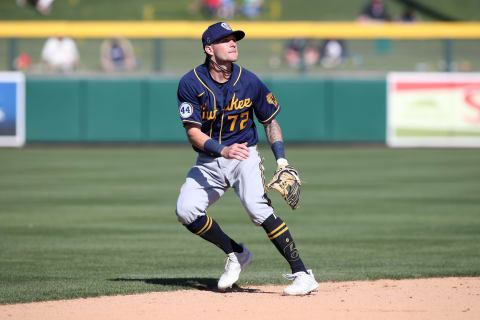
(221, 22, 232, 31)
(179, 102, 194, 119)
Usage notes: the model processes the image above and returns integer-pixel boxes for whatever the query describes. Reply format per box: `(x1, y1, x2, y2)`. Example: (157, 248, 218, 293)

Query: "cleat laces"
(283, 273, 297, 281)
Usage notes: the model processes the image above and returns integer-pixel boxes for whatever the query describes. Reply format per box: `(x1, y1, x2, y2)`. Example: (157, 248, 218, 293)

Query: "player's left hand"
(267, 164, 301, 210)
(221, 142, 250, 161)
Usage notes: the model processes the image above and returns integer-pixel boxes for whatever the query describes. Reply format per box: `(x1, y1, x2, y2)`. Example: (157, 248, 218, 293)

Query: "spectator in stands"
(14, 52, 32, 71)
(319, 39, 348, 68)
(201, 0, 221, 18)
(401, 7, 417, 22)
(190, 0, 236, 19)
(41, 36, 79, 73)
(357, 0, 391, 22)
(284, 38, 320, 69)
(16, 0, 55, 15)
(218, 0, 235, 19)
(358, 0, 392, 55)
(100, 37, 136, 72)
(241, 0, 263, 20)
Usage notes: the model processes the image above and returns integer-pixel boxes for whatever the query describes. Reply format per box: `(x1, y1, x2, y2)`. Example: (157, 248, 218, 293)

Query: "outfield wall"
(26, 77, 386, 143)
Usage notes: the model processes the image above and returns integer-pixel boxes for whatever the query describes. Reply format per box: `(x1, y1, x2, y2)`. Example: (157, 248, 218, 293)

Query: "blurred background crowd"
(2, 0, 480, 75)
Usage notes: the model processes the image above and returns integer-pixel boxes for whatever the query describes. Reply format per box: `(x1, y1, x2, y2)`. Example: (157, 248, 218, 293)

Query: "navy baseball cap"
(202, 22, 245, 49)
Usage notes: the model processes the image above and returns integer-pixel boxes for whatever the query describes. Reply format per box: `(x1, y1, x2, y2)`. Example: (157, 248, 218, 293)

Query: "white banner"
(387, 72, 480, 147)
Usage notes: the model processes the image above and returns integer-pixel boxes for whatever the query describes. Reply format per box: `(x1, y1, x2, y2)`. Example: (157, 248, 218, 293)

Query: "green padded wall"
(146, 79, 185, 142)
(84, 79, 144, 141)
(26, 79, 83, 141)
(25, 77, 387, 143)
(330, 79, 386, 142)
(270, 78, 328, 142)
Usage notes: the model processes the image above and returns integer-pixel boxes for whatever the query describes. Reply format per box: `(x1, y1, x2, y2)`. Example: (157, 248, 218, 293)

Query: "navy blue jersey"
(177, 63, 280, 153)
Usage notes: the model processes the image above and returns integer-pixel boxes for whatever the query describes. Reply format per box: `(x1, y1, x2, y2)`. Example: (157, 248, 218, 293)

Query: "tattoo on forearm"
(265, 119, 283, 144)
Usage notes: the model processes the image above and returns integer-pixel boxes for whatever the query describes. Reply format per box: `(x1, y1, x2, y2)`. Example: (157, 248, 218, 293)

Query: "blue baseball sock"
(185, 215, 243, 254)
(262, 214, 307, 274)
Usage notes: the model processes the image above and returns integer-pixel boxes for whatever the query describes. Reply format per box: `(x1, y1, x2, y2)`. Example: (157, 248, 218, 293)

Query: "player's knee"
(175, 200, 202, 225)
(244, 204, 273, 226)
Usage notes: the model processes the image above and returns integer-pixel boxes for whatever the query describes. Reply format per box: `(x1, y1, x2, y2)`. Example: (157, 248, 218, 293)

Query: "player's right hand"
(221, 142, 249, 161)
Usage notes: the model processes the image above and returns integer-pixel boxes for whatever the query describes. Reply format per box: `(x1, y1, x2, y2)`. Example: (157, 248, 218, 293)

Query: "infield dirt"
(1, 277, 479, 320)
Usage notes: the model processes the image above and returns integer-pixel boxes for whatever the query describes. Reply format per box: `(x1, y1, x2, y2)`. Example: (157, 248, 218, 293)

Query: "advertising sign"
(0, 72, 25, 147)
(387, 73, 480, 147)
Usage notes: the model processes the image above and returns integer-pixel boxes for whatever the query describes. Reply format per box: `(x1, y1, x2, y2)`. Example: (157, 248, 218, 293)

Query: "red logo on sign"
(464, 86, 480, 123)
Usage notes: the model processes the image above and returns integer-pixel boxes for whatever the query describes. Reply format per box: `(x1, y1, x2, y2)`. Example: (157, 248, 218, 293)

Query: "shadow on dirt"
(109, 277, 268, 293)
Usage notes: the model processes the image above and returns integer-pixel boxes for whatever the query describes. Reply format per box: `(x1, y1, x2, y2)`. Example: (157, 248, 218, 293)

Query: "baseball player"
(175, 22, 318, 295)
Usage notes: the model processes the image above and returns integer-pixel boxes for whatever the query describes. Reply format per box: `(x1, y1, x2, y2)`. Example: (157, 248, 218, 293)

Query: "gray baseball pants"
(176, 146, 273, 226)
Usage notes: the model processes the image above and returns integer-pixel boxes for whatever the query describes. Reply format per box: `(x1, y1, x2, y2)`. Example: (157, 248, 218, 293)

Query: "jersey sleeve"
(252, 75, 281, 124)
(177, 76, 202, 127)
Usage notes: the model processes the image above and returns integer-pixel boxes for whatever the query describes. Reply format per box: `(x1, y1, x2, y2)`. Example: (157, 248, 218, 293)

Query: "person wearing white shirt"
(41, 37, 80, 73)
(16, 0, 55, 15)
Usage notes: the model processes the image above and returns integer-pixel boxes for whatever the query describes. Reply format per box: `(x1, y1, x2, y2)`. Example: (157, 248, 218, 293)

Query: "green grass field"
(1, 145, 479, 304)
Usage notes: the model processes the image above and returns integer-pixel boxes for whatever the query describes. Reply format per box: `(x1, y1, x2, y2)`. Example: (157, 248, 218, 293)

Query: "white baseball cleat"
(217, 243, 253, 290)
(283, 269, 319, 296)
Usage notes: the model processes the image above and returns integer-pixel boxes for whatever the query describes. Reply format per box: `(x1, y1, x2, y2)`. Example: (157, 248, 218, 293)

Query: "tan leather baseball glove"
(267, 165, 301, 210)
